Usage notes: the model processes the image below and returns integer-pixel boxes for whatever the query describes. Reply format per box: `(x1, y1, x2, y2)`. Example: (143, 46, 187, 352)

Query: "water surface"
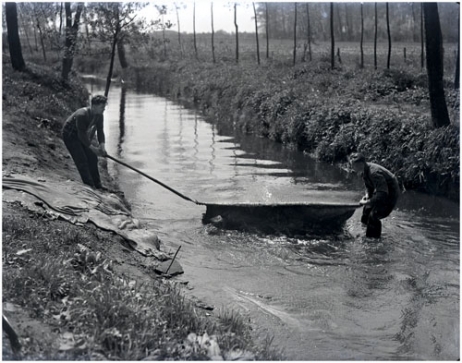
(87, 79, 459, 360)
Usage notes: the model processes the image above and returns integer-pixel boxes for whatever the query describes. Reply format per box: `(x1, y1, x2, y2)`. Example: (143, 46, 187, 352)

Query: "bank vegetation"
(2, 1, 460, 359)
(2, 56, 282, 360)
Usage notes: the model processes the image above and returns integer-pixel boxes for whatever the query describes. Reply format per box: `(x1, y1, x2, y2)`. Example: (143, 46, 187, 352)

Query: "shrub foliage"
(126, 60, 459, 200)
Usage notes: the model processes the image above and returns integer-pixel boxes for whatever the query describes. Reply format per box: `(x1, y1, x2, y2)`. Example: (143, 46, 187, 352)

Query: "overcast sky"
(142, 2, 257, 34)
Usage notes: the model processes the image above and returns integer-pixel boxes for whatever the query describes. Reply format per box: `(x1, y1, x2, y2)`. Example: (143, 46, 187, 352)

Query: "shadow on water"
(87, 81, 459, 360)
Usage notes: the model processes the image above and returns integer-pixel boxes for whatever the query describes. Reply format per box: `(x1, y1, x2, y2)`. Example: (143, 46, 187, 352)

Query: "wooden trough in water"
(107, 155, 360, 234)
(202, 202, 359, 234)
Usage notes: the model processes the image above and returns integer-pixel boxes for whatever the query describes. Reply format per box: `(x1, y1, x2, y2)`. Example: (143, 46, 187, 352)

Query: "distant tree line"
(256, 2, 458, 43)
(2, 2, 159, 92)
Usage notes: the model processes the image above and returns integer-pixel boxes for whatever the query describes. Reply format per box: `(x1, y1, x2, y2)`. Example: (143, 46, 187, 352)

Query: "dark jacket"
(62, 107, 105, 147)
(362, 162, 400, 208)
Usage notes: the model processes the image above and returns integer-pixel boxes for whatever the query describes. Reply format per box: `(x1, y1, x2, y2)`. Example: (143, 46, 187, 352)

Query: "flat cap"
(349, 152, 366, 163)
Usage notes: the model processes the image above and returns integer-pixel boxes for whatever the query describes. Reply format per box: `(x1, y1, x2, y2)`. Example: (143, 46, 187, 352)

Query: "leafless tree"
(234, 3, 239, 63)
(386, 2, 391, 69)
(330, 2, 334, 70)
(293, 2, 297, 66)
(253, 2, 260, 65)
(360, 3, 364, 68)
(174, 3, 183, 58)
(455, 5, 460, 89)
(88, 3, 141, 96)
(58, 2, 63, 35)
(62, 2, 83, 82)
(306, 3, 312, 62)
(211, 2, 215, 63)
(374, 2, 378, 70)
(423, 3, 450, 127)
(34, 3, 47, 62)
(420, 4, 424, 69)
(193, 2, 197, 59)
(17, 4, 33, 53)
(265, 2, 269, 59)
(5, 2, 26, 71)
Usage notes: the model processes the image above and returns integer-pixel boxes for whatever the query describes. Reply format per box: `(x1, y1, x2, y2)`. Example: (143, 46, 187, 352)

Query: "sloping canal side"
(2, 60, 281, 360)
(123, 59, 460, 202)
(93, 81, 459, 360)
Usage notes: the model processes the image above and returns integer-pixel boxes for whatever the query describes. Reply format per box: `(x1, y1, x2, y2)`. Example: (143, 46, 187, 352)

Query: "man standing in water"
(349, 152, 401, 238)
(62, 95, 108, 190)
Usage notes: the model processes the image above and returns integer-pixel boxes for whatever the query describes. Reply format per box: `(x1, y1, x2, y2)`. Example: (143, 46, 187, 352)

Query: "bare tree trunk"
(253, 2, 260, 65)
(175, 3, 182, 58)
(374, 2, 378, 70)
(455, 6, 460, 89)
(35, 12, 47, 62)
(59, 2, 63, 35)
(423, 3, 450, 127)
(211, 2, 215, 63)
(62, 2, 83, 82)
(360, 3, 364, 68)
(118, 87, 127, 156)
(105, 5, 120, 97)
(306, 3, 312, 61)
(18, 4, 33, 53)
(26, 7, 38, 52)
(386, 2, 391, 69)
(293, 2, 297, 66)
(162, 11, 167, 58)
(5, 2, 26, 71)
(234, 3, 239, 63)
(105, 36, 118, 97)
(265, 2, 269, 59)
(83, 5, 90, 40)
(330, 2, 335, 70)
(420, 3, 424, 69)
(117, 38, 128, 69)
(193, 2, 197, 59)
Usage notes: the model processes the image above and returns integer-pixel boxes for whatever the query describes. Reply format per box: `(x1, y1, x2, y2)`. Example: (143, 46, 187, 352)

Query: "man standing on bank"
(349, 152, 401, 238)
(62, 95, 108, 190)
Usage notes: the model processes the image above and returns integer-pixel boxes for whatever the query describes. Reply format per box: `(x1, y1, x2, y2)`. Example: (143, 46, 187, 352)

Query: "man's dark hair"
(91, 95, 107, 106)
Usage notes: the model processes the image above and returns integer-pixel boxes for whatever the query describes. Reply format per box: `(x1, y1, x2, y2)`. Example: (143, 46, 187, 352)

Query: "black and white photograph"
(2, 1, 460, 360)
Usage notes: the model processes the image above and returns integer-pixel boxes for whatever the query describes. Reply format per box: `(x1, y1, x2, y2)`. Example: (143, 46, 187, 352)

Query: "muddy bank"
(2, 59, 280, 359)
(123, 60, 459, 201)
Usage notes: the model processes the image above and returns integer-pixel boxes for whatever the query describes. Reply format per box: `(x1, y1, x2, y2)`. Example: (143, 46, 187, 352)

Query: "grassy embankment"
(2, 57, 281, 360)
(117, 42, 460, 201)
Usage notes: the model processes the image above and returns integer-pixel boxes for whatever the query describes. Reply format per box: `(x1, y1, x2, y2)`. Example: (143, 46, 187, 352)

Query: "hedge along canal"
(86, 77, 459, 360)
(123, 60, 459, 202)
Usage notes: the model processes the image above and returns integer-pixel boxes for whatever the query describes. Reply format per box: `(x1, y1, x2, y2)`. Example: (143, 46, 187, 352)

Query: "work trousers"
(361, 203, 395, 238)
(63, 131, 101, 189)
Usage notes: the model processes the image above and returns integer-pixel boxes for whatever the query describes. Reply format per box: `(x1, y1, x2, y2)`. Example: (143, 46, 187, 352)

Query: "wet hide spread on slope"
(3, 176, 168, 260)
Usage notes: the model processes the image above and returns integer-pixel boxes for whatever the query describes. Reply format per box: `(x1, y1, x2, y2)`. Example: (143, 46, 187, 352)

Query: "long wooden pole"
(106, 154, 200, 204)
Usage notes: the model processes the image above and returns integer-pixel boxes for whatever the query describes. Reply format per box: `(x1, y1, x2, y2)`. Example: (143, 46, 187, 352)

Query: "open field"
(150, 32, 458, 73)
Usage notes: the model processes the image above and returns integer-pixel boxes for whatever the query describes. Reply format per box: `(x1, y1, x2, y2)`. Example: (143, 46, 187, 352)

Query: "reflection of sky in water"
(100, 88, 359, 205)
(86, 81, 459, 361)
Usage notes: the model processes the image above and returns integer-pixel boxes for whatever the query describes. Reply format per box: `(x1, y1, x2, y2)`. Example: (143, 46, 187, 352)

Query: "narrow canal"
(87, 78, 459, 360)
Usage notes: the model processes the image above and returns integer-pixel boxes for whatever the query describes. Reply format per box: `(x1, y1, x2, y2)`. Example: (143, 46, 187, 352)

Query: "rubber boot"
(361, 206, 372, 225)
(366, 219, 382, 238)
(361, 213, 369, 225)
